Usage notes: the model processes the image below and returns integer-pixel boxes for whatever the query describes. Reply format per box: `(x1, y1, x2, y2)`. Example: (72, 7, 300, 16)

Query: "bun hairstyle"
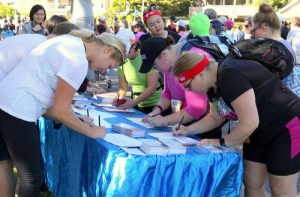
(166, 36, 175, 47)
(253, 3, 280, 31)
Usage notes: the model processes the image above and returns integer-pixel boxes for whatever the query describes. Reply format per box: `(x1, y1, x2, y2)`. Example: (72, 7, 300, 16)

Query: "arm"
(44, 78, 106, 139)
(119, 72, 160, 109)
(117, 74, 128, 99)
(199, 89, 259, 146)
(173, 102, 226, 136)
(151, 109, 194, 127)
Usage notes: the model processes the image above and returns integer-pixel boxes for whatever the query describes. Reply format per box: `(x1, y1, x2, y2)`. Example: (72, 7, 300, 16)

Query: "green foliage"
(269, 0, 288, 9)
(0, 4, 16, 17)
(107, 0, 200, 22)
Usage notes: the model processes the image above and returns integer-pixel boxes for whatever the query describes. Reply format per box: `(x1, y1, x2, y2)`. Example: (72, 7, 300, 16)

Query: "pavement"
(98, 69, 300, 197)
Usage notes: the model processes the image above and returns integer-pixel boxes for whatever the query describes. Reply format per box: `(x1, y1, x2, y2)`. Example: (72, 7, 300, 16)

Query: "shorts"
(243, 116, 300, 176)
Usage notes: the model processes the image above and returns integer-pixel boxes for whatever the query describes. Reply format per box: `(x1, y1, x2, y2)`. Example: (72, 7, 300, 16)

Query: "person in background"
(139, 4, 180, 43)
(176, 20, 187, 37)
(244, 16, 253, 39)
(20, 4, 47, 35)
(45, 15, 67, 35)
(172, 50, 300, 197)
(234, 24, 245, 42)
(0, 31, 126, 197)
(287, 16, 300, 66)
(167, 15, 177, 32)
(278, 15, 290, 40)
(133, 20, 146, 41)
(95, 24, 107, 35)
(98, 16, 111, 33)
(223, 19, 235, 41)
(204, 8, 217, 20)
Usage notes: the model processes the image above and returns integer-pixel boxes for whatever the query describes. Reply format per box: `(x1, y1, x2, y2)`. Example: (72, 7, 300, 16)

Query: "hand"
(117, 98, 135, 109)
(145, 115, 166, 127)
(32, 24, 42, 32)
(77, 115, 95, 127)
(198, 139, 220, 146)
(41, 21, 47, 29)
(86, 86, 105, 95)
(87, 126, 106, 139)
(172, 124, 188, 136)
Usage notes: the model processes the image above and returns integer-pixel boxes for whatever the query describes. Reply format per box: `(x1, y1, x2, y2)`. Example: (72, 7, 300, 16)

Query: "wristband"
(154, 105, 163, 112)
(219, 138, 226, 146)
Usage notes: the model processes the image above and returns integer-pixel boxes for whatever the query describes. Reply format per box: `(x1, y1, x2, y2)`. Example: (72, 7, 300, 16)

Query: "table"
(39, 106, 243, 197)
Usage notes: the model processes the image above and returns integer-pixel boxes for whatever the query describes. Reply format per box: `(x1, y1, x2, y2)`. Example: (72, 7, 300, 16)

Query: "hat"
(189, 13, 210, 36)
(177, 20, 186, 28)
(99, 16, 106, 21)
(210, 19, 223, 35)
(225, 19, 234, 29)
(116, 28, 135, 55)
(139, 37, 168, 73)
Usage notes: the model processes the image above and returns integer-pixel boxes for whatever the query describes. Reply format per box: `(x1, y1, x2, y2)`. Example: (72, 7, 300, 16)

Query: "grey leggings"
(0, 109, 44, 197)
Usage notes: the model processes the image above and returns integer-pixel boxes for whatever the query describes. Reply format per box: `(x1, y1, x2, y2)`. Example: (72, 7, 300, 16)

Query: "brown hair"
(173, 51, 208, 75)
(294, 17, 300, 27)
(253, 3, 280, 31)
(51, 22, 79, 36)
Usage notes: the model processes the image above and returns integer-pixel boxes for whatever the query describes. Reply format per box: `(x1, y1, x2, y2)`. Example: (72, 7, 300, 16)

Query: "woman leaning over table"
(172, 51, 300, 197)
(0, 31, 126, 197)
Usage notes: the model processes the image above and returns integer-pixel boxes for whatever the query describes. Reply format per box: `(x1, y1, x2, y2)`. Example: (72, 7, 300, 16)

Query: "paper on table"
(88, 109, 114, 128)
(148, 132, 199, 146)
(103, 133, 143, 147)
(120, 147, 145, 155)
(126, 117, 154, 128)
(102, 107, 134, 113)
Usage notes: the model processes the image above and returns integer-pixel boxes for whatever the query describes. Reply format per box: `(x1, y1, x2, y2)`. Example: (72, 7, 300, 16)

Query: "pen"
(176, 116, 184, 130)
(86, 109, 89, 117)
(98, 115, 101, 126)
(151, 113, 161, 117)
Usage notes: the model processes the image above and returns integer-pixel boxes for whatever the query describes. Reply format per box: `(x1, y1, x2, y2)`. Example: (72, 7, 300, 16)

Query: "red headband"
(143, 10, 161, 22)
(177, 57, 209, 83)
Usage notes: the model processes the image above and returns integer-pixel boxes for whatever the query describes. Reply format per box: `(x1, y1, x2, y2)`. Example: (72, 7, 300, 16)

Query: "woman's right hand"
(172, 124, 188, 136)
(88, 126, 106, 139)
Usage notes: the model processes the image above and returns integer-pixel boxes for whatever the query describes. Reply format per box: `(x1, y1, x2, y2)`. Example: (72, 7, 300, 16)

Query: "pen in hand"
(176, 116, 184, 130)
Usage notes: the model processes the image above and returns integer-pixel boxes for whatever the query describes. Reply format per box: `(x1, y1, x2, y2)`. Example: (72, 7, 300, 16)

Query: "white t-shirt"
(0, 34, 47, 81)
(0, 35, 88, 122)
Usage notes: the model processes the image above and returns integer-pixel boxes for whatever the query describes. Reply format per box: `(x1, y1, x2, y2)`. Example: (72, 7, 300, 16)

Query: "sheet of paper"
(103, 133, 143, 147)
(148, 132, 174, 139)
(126, 117, 154, 128)
(120, 147, 145, 155)
(148, 132, 199, 146)
(102, 107, 134, 113)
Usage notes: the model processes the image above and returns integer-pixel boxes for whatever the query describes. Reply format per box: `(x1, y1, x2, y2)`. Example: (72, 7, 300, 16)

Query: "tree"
(269, 0, 288, 9)
(0, 4, 16, 18)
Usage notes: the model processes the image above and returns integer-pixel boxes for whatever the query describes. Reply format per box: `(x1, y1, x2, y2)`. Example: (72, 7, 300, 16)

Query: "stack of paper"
(103, 133, 143, 147)
(158, 138, 186, 154)
(112, 123, 145, 137)
(174, 136, 199, 146)
(139, 139, 169, 155)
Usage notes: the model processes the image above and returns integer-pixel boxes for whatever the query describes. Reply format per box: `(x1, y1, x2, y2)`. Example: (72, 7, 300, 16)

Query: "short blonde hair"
(69, 30, 126, 65)
(173, 51, 213, 76)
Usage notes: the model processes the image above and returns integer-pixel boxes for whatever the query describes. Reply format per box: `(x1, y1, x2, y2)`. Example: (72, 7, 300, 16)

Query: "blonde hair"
(69, 30, 126, 65)
(173, 51, 207, 75)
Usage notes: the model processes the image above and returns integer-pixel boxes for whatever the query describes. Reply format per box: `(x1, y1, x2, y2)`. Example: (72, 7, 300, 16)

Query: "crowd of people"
(0, 2, 299, 197)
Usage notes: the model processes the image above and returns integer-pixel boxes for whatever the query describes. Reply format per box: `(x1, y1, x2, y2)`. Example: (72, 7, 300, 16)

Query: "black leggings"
(0, 109, 44, 197)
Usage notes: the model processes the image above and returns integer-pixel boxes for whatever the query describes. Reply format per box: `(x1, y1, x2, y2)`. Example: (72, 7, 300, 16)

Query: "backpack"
(228, 38, 294, 80)
(180, 36, 226, 62)
(185, 33, 235, 56)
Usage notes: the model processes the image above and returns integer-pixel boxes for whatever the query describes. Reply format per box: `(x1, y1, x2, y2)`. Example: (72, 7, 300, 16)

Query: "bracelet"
(154, 105, 163, 112)
(219, 138, 226, 146)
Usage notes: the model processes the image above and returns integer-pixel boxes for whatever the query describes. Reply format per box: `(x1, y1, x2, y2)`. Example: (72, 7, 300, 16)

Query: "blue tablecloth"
(39, 107, 243, 197)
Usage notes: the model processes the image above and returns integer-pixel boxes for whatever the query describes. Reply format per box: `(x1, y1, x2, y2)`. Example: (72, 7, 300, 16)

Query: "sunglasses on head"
(149, 5, 159, 11)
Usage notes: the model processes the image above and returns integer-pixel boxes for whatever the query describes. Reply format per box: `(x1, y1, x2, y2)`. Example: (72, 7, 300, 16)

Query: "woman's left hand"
(117, 98, 136, 109)
(146, 115, 166, 127)
(198, 139, 220, 146)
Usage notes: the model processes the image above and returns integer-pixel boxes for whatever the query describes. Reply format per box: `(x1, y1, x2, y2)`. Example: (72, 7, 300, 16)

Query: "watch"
(219, 138, 226, 146)
(154, 105, 163, 112)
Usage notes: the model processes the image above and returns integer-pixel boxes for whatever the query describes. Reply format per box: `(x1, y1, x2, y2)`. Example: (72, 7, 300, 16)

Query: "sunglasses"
(184, 77, 195, 89)
(149, 5, 159, 11)
(251, 26, 259, 35)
